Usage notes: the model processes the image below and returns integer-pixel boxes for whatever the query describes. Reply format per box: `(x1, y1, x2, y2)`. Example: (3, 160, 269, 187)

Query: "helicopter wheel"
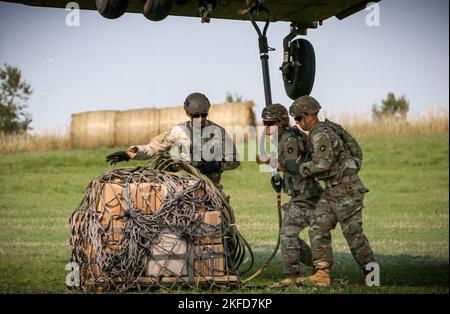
(95, 0, 129, 19)
(282, 38, 316, 99)
(141, 0, 174, 21)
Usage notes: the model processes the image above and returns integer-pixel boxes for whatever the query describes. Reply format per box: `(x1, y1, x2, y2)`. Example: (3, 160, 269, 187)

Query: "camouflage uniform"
(300, 120, 375, 271)
(262, 104, 322, 276)
(278, 127, 323, 276)
(130, 119, 240, 191)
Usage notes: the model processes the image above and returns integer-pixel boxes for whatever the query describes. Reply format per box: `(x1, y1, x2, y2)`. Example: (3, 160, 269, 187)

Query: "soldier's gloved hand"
(105, 151, 131, 165)
(196, 161, 222, 174)
(284, 160, 300, 174)
(299, 164, 311, 178)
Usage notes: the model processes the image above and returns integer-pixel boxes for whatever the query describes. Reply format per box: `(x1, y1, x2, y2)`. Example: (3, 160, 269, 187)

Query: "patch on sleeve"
(316, 135, 332, 159)
(284, 137, 299, 160)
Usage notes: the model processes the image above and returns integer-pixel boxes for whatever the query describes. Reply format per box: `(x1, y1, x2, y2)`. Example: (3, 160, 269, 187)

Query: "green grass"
(0, 134, 448, 293)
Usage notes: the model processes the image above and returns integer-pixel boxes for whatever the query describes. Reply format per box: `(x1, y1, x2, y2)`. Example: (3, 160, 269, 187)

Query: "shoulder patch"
(316, 134, 332, 159)
(283, 136, 299, 160)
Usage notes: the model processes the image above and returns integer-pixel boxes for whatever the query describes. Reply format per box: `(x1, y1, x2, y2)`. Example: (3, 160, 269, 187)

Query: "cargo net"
(69, 155, 252, 292)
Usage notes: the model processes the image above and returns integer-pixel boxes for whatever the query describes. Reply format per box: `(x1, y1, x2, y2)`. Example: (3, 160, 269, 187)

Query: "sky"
(0, 0, 448, 132)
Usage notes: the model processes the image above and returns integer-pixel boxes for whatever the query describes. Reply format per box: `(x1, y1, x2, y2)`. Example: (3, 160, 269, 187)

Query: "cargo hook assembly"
(249, 1, 275, 165)
(249, 2, 274, 108)
(249, 2, 276, 164)
(242, 2, 284, 285)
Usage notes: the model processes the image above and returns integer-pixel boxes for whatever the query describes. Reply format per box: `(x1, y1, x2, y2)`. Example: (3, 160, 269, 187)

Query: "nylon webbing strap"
(187, 244, 195, 284)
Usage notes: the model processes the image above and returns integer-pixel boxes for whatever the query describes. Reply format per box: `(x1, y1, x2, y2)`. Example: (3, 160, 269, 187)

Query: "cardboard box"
(204, 211, 222, 226)
(96, 183, 125, 245)
(194, 244, 225, 276)
(192, 180, 206, 213)
(129, 182, 166, 214)
(95, 182, 167, 247)
(147, 234, 188, 277)
(97, 182, 166, 219)
(196, 236, 223, 245)
(97, 183, 124, 228)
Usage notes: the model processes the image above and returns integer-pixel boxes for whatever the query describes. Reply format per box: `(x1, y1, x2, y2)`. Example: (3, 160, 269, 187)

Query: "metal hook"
(249, 2, 271, 39)
(248, 1, 273, 107)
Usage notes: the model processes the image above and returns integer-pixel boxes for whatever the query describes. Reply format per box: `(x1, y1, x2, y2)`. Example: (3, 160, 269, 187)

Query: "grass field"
(0, 134, 448, 293)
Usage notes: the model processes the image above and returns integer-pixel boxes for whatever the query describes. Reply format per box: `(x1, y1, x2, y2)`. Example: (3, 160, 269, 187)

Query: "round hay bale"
(71, 110, 119, 149)
(158, 106, 187, 132)
(115, 108, 160, 147)
(208, 101, 256, 127)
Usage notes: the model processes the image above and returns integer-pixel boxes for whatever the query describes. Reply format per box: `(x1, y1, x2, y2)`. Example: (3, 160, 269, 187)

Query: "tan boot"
(296, 268, 331, 287)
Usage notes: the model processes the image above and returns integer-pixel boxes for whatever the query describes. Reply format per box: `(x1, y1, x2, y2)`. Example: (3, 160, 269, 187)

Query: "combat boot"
(296, 268, 331, 287)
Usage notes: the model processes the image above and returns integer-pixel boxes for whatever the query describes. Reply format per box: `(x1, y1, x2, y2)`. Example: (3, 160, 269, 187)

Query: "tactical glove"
(299, 164, 311, 178)
(105, 151, 131, 165)
(195, 161, 222, 174)
(284, 160, 300, 175)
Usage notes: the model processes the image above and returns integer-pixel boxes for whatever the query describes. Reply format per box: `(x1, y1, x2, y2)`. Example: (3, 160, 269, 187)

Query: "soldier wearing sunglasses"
(256, 104, 323, 285)
(289, 96, 375, 287)
(105, 92, 240, 191)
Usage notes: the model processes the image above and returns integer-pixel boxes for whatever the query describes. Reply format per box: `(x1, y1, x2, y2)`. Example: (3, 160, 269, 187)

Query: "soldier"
(256, 104, 323, 285)
(105, 92, 240, 192)
(288, 96, 375, 287)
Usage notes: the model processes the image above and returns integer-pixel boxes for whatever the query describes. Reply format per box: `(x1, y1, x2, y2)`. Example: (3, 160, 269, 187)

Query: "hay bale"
(71, 101, 256, 149)
(71, 110, 119, 149)
(208, 101, 256, 128)
(159, 101, 256, 131)
(158, 106, 186, 133)
(115, 108, 160, 147)
(207, 101, 256, 145)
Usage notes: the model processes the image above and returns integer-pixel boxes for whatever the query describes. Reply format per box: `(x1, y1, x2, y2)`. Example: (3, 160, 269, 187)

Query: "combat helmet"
(262, 104, 290, 128)
(184, 93, 211, 115)
(289, 96, 321, 118)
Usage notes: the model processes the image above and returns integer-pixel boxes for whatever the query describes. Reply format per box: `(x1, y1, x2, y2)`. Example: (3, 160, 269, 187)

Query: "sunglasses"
(191, 113, 208, 118)
(263, 120, 277, 127)
(294, 115, 305, 122)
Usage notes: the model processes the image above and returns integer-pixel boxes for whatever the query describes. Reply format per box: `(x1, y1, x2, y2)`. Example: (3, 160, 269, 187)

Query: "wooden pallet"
(137, 275, 240, 284)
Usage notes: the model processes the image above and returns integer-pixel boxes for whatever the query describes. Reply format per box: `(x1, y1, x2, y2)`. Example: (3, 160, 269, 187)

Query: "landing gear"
(95, 0, 129, 19)
(141, 0, 174, 22)
(198, 1, 217, 23)
(248, 4, 316, 105)
(281, 24, 316, 99)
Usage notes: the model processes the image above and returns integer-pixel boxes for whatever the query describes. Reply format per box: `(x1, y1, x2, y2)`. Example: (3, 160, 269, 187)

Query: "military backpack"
(324, 119, 363, 170)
